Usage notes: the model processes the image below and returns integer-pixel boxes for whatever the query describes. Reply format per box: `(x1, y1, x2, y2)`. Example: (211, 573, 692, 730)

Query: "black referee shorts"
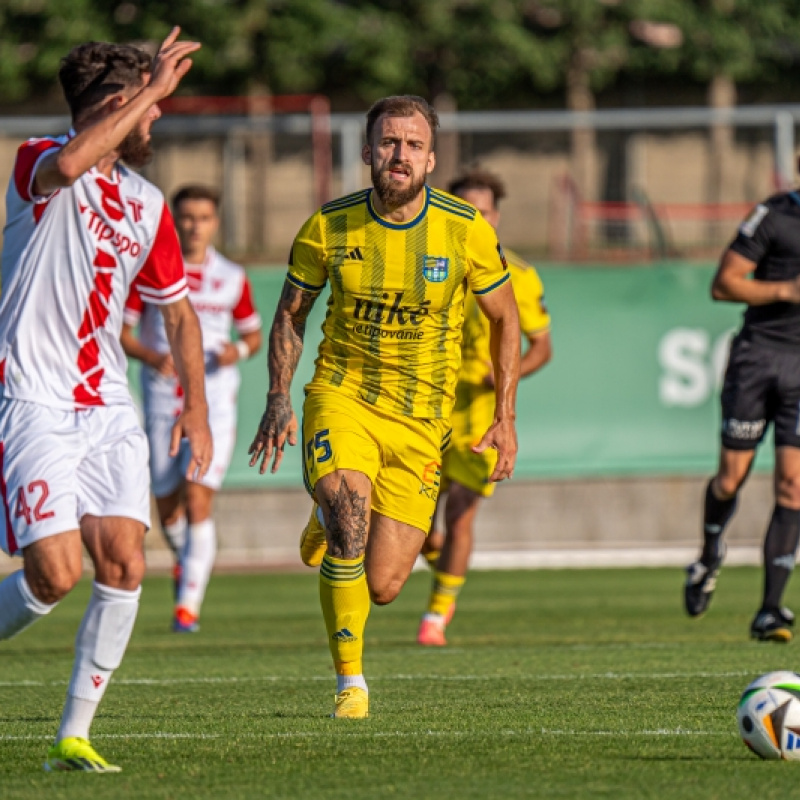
(720, 334, 800, 451)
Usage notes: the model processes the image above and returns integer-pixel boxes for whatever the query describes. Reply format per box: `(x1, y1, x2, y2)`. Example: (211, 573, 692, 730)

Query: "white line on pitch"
(0, 728, 735, 742)
(0, 669, 755, 689)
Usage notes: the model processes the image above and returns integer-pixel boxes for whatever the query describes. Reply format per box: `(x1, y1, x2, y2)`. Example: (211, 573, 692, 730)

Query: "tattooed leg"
(316, 470, 373, 693)
(326, 474, 369, 558)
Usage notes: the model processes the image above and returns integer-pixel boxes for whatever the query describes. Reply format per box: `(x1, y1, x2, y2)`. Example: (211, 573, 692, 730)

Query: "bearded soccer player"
(416, 168, 552, 646)
(0, 30, 212, 771)
(122, 185, 262, 633)
(685, 182, 800, 642)
(249, 95, 520, 719)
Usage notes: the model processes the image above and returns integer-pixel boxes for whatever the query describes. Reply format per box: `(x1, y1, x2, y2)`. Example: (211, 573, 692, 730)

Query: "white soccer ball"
(737, 671, 800, 760)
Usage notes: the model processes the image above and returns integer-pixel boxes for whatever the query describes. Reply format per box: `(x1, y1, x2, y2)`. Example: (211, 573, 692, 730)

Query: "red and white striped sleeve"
(123, 283, 145, 327)
(232, 275, 262, 334)
(133, 202, 188, 305)
(14, 138, 62, 203)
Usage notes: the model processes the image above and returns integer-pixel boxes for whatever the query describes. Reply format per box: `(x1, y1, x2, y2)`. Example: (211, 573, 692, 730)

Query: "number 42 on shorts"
(14, 480, 55, 524)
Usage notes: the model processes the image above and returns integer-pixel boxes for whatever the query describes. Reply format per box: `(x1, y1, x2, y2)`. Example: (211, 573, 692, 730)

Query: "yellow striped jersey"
(458, 248, 550, 386)
(287, 185, 510, 419)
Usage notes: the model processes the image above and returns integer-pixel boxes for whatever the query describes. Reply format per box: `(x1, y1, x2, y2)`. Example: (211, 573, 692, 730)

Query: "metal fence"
(1, 104, 799, 261)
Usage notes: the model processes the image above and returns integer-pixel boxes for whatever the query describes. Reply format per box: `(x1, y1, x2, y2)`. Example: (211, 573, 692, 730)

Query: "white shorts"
(145, 408, 236, 496)
(0, 400, 151, 557)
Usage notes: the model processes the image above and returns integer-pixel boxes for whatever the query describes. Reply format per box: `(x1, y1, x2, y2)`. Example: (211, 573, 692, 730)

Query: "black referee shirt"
(729, 191, 800, 348)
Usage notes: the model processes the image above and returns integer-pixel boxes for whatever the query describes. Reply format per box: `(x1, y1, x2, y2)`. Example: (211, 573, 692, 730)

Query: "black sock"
(701, 479, 737, 566)
(762, 504, 800, 612)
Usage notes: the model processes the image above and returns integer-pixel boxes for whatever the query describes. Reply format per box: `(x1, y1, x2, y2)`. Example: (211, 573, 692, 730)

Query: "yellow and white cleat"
(333, 687, 369, 719)
(300, 503, 327, 567)
(44, 737, 121, 773)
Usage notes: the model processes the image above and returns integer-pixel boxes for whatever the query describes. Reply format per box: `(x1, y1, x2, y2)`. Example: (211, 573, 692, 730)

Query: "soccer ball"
(737, 671, 800, 760)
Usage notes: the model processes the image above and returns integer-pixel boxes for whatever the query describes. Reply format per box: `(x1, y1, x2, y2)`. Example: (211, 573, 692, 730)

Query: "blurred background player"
(417, 167, 552, 646)
(122, 185, 261, 633)
(684, 182, 800, 642)
(249, 95, 520, 719)
(0, 30, 211, 772)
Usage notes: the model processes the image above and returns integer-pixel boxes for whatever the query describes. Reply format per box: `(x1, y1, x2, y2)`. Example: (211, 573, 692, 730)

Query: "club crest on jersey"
(422, 255, 449, 283)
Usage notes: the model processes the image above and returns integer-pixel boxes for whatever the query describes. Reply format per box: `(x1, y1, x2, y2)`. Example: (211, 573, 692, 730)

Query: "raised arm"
(34, 27, 200, 195)
(249, 280, 319, 474)
(159, 296, 212, 479)
(711, 249, 800, 305)
(472, 280, 521, 482)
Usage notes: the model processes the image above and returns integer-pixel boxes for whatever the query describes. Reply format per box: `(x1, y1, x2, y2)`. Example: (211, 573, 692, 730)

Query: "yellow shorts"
(442, 382, 497, 498)
(302, 390, 451, 532)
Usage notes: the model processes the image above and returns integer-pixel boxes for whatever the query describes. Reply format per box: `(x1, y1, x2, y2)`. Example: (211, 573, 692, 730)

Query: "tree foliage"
(1, 0, 800, 109)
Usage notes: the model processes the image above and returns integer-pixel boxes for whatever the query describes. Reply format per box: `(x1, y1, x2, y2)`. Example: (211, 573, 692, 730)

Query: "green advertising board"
(130, 262, 767, 489)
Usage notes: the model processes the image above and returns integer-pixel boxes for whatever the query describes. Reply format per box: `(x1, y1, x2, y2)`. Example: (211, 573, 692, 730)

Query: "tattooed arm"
(248, 280, 318, 474)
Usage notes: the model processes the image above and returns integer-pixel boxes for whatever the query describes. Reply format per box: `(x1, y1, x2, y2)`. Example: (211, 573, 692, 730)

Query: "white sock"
(0, 570, 56, 640)
(177, 519, 216, 616)
(56, 696, 97, 743)
(58, 582, 140, 740)
(337, 674, 368, 694)
(162, 515, 188, 559)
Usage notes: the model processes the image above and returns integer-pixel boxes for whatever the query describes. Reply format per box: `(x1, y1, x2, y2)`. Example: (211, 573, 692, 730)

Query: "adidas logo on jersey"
(344, 247, 363, 261)
(332, 627, 357, 643)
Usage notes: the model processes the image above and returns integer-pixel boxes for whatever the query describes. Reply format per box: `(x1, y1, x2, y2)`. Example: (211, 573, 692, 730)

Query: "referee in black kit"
(685, 186, 800, 642)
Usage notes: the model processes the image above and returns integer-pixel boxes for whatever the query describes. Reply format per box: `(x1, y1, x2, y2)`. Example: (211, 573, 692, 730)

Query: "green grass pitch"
(1, 566, 799, 799)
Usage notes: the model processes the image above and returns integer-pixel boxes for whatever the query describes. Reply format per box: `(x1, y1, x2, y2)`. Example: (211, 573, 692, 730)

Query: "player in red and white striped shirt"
(0, 29, 212, 773)
(122, 185, 262, 633)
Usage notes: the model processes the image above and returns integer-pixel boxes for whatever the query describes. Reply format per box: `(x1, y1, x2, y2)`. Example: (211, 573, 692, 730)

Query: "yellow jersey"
(458, 248, 550, 386)
(287, 185, 510, 419)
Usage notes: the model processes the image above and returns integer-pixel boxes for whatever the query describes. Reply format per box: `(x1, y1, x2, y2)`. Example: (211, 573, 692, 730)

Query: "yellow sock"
(423, 549, 440, 570)
(319, 554, 370, 675)
(427, 570, 465, 618)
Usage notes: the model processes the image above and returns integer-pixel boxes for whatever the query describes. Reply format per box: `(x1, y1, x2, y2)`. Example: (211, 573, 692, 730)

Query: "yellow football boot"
(333, 687, 369, 719)
(44, 737, 121, 773)
(300, 502, 327, 567)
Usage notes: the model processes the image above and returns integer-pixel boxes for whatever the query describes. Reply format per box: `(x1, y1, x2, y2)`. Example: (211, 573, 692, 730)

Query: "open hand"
(248, 395, 298, 474)
(472, 417, 517, 482)
(148, 26, 201, 100)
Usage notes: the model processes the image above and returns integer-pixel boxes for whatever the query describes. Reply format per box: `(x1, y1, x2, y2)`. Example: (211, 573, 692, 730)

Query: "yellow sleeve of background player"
(464, 212, 511, 297)
(286, 210, 328, 294)
(511, 264, 551, 336)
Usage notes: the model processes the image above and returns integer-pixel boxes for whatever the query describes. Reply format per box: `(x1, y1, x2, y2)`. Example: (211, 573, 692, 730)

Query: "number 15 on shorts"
(306, 429, 332, 473)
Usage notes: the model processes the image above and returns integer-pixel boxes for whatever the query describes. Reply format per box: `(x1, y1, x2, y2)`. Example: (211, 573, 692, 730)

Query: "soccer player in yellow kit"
(249, 96, 521, 718)
(417, 168, 552, 646)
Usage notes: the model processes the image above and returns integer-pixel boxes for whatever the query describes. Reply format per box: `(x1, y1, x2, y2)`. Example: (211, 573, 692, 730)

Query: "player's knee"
(776, 474, 800, 508)
(96, 549, 146, 591)
(367, 575, 403, 606)
(714, 473, 745, 499)
(118, 549, 147, 588)
(25, 564, 80, 605)
(327, 530, 367, 560)
(186, 507, 212, 525)
(184, 491, 214, 524)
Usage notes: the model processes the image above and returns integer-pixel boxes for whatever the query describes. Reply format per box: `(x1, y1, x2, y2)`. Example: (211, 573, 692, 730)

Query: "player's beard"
(118, 128, 153, 168)
(372, 161, 426, 209)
